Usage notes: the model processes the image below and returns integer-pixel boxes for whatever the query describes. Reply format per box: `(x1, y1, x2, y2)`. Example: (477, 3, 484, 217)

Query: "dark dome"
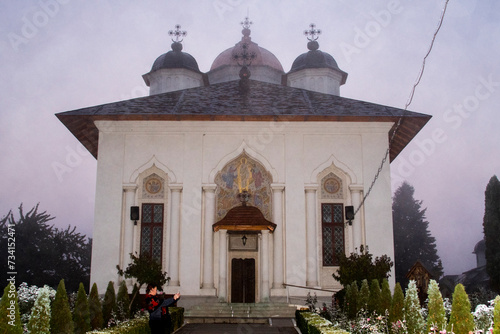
(151, 42, 201, 73)
(289, 40, 344, 74)
(289, 49, 340, 73)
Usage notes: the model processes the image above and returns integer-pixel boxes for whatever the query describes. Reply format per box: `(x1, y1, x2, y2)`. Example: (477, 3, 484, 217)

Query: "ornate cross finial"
(304, 23, 321, 41)
(232, 42, 256, 66)
(241, 16, 253, 30)
(168, 24, 187, 42)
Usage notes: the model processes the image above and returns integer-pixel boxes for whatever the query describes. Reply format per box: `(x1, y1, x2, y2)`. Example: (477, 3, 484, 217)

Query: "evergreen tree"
(404, 280, 425, 334)
(50, 279, 74, 334)
(368, 279, 382, 315)
(0, 283, 23, 334)
(493, 295, 500, 334)
(393, 182, 443, 288)
(447, 284, 474, 334)
(380, 279, 392, 316)
(390, 282, 404, 324)
(358, 279, 370, 311)
(129, 283, 141, 316)
(350, 282, 359, 318)
(88, 282, 103, 330)
(343, 284, 352, 318)
(27, 286, 51, 334)
(73, 282, 91, 334)
(483, 175, 500, 293)
(0, 204, 92, 292)
(102, 281, 116, 327)
(116, 280, 131, 321)
(426, 279, 446, 333)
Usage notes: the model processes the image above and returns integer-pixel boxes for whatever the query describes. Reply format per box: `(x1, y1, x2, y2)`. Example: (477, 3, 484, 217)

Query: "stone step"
(184, 303, 297, 324)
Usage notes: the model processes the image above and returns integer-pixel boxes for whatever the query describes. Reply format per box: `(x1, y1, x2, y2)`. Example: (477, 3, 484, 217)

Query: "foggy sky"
(1, 0, 499, 276)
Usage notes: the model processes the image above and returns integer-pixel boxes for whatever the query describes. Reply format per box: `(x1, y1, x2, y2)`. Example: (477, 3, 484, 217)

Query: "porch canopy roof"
(213, 204, 276, 232)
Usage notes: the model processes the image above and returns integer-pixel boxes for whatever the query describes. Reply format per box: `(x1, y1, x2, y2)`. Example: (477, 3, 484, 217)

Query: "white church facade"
(57, 21, 430, 305)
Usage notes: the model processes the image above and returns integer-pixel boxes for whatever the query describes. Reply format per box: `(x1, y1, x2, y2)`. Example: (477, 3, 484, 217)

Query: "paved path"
(175, 320, 299, 334)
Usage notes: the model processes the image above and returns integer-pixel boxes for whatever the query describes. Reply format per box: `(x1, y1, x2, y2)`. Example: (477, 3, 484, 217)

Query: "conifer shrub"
(493, 295, 500, 334)
(447, 283, 474, 334)
(130, 283, 141, 316)
(404, 280, 425, 334)
(343, 282, 360, 319)
(27, 285, 51, 334)
(380, 278, 392, 315)
(368, 279, 382, 315)
(103, 281, 117, 327)
(358, 279, 369, 311)
(73, 282, 91, 334)
(116, 280, 131, 321)
(426, 279, 446, 333)
(50, 279, 74, 334)
(390, 282, 404, 325)
(0, 283, 23, 334)
(88, 282, 104, 330)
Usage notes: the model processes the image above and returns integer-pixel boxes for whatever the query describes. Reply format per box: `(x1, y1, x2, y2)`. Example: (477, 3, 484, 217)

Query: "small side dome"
(289, 41, 341, 74)
(143, 25, 204, 95)
(151, 41, 201, 73)
(287, 24, 348, 96)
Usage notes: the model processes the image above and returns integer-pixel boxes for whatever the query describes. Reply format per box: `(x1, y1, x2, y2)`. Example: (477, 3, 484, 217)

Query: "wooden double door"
(231, 258, 255, 303)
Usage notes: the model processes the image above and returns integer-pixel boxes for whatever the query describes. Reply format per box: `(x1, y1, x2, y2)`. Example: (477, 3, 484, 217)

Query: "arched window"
(320, 172, 346, 266)
(139, 172, 166, 264)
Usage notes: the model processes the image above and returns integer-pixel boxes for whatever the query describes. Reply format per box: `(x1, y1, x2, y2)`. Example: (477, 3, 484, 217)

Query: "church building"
(57, 19, 431, 305)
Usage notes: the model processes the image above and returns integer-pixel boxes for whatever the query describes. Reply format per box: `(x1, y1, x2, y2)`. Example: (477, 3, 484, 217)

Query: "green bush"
(103, 281, 117, 327)
(74, 282, 91, 334)
(169, 307, 184, 332)
(380, 278, 392, 315)
(295, 310, 349, 334)
(50, 279, 74, 334)
(494, 295, 500, 334)
(86, 307, 184, 334)
(368, 279, 382, 314)
(390, 282, 404, 324)
(426, 279, 446, 333)
(448, 283, 474, 334)
(27, 285, 51, 334)
(116, 281, 131, 321)
(87, 315, 150, 334)
(0, 283, 23, 334)
(89, 282, 104, 330)
(404, 280, 425, 334)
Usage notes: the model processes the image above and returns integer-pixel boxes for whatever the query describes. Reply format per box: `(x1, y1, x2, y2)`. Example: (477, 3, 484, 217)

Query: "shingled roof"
(56, 79, 431, 160)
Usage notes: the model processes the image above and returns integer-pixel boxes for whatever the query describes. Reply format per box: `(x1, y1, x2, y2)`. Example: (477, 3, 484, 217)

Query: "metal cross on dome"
(304, 23, 321, 41)
(241, 16, 253, 29)
(168, 24, 187, 42)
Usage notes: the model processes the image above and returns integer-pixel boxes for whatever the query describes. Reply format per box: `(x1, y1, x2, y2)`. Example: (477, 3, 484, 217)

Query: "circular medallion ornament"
(324, 178, 340, 194)
(145, 178, 162, 194)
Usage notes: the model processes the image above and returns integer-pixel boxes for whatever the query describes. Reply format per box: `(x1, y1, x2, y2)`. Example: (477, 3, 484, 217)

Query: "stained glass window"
(321, 203, 344, 266)
(140, 203, 164, 264)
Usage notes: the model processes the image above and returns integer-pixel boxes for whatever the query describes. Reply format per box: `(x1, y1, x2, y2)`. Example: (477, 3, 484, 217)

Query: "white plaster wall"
(287, 68, 344, 96)
(90, 120, 396, 295)
(91, 130, 126, 291)
(144, 68, 203, 95)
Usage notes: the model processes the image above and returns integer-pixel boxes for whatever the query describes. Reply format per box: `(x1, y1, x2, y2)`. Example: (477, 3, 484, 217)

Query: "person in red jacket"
(145, 283, 180, 334)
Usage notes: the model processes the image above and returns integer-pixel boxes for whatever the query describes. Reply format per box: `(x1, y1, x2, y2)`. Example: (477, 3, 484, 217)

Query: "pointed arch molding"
(128, 155, 177, 184)
(208, 141, 278, 183)
(310, 154, 357, 185)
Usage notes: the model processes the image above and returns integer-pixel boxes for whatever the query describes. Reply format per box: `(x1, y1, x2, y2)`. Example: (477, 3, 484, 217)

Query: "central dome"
(210, 37, 284, 72)
(208, 25, 284, 85)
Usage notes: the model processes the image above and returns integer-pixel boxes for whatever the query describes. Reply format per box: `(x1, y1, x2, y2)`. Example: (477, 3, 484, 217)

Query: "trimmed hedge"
(296, 310, 350, 334)
(87, 307, 183, 334)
